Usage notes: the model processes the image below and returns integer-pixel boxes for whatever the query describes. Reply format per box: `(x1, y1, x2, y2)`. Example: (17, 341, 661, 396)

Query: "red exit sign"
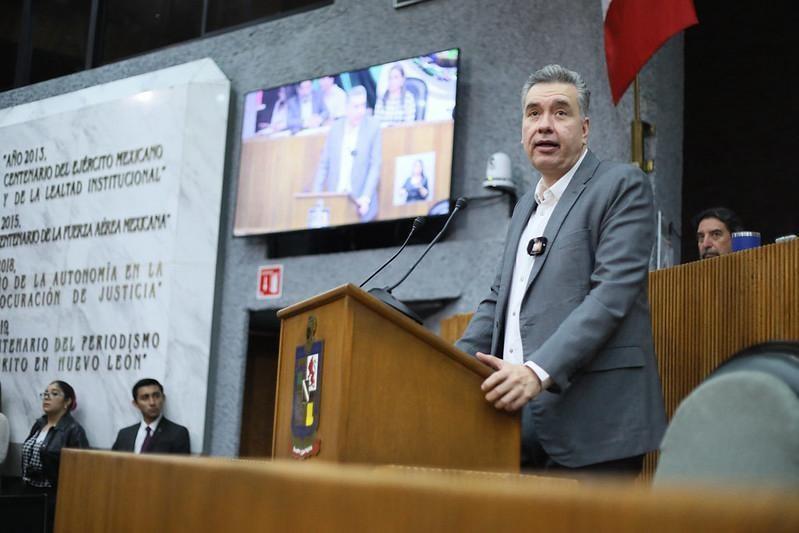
(257, 265, 283, 299)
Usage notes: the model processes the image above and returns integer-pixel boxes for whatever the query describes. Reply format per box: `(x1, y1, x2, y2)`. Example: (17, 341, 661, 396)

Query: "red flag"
(604, 0, 698, 104)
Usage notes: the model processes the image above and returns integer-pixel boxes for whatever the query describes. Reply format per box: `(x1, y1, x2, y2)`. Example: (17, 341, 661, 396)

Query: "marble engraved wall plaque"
(0, 58, 230, 452)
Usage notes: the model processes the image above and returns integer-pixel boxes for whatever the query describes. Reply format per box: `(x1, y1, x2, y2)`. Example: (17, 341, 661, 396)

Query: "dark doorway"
(682, 1, 799, 261)
(238, 310, 281, 458)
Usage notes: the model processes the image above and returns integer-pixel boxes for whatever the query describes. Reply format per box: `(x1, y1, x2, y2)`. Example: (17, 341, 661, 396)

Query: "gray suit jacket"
(287, 90, 328, 134)
(312, 116, 382, 221)
(457, 149, 666, 467)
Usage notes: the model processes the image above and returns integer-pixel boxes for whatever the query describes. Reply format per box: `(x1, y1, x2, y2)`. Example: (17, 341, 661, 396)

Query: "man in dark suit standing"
(457, 65, 665, 475)
(112, 378, 190, 454)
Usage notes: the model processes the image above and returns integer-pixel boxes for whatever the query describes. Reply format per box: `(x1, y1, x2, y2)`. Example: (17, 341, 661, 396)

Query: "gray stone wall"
(0, 0, 684, 456)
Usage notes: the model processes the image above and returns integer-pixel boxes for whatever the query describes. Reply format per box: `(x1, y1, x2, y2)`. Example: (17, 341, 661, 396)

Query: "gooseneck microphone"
(367, 197, 468, 324)
(387, 197, 467, 292)
(359, 216, 425, 288)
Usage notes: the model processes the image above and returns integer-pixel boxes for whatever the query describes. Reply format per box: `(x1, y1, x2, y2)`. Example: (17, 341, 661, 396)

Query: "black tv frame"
(234, 47, 462, 253)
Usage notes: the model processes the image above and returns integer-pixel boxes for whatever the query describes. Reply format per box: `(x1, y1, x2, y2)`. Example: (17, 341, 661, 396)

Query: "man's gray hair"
(348, 85, 367, 100)
(520, 65, 590, 118)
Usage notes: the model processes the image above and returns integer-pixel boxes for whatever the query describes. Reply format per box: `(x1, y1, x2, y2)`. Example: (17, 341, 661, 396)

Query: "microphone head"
(412, 216, 425, 230)
(454, 197, 468, 210)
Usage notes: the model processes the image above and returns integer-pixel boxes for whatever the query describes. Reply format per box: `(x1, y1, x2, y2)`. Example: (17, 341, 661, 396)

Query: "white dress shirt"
(502, 149, 588, 388)
(336, 124, 360, 193)
(324, 85, 347, 119)
(299, 97, 313, 127)
(134, 415, 162, 453)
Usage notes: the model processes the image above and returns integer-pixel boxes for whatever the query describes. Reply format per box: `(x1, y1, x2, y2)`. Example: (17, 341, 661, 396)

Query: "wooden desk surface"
(56, 449, 799, 533)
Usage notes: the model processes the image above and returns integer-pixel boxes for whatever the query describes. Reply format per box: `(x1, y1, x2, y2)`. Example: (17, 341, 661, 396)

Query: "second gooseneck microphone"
(386, 197, 468, 293)
(362, 198, 468, 324)
(359, 216, 425, 288)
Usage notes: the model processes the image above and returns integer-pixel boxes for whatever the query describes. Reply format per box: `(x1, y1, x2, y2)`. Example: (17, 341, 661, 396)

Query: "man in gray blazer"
(313, 85, 382, 221)
(457, 65, 666, 474)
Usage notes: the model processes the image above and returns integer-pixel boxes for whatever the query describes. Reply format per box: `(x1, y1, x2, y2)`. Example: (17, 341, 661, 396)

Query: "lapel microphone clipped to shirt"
(527, 236, 548, 256)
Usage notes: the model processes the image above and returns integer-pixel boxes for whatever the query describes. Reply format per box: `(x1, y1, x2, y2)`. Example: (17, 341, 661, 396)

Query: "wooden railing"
(56, 449, 799, 532)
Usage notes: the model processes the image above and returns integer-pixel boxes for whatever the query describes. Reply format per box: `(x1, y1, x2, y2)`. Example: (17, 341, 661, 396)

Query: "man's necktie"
(141, 426, 153, 453)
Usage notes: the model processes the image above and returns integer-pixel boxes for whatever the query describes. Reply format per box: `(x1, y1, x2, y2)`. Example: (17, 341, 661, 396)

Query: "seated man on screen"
(312, 85, 383, 221)
(319, 75, 347, 123)
(112, 378, 190, 454)
(287, 80, 328, 133)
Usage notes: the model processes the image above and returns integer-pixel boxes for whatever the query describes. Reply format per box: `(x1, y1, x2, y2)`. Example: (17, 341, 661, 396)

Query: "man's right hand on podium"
(476, 352, 542, 412)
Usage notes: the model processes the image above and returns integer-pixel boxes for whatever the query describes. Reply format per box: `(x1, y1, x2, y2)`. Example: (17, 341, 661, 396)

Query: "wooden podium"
(291, 192, 360, 229)
(272, 284, 520, 472)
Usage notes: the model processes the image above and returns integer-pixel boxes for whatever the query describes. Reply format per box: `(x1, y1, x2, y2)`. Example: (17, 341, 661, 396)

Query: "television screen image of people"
(394, 152, 436, 206)
(254, 81, 328, 137)
(234, 48, 459, 234)
(312, 85, 382, 221)
(375, 64, 417, 124)
(318, 75, 347, 123)
(254, 86, 289, 134)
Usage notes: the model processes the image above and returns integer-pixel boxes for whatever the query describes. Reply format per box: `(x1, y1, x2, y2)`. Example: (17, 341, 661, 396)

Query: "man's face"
(697, 217, 733, 259)
(521, 82, 589, 186)
(319, 77, 334, 91)
(298, 80, 312, 97)
(134, 384, 164, 423)
(347, 93, 367, 126)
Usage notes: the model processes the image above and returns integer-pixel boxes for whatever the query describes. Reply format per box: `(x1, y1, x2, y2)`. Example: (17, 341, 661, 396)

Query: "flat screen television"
(233, 47, 459, 236)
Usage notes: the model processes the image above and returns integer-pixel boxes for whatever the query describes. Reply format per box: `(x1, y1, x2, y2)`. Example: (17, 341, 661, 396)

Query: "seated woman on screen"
(374, 64, 416, 124)
(402, 159, 429, 203)
(268, 86, 290, 134)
